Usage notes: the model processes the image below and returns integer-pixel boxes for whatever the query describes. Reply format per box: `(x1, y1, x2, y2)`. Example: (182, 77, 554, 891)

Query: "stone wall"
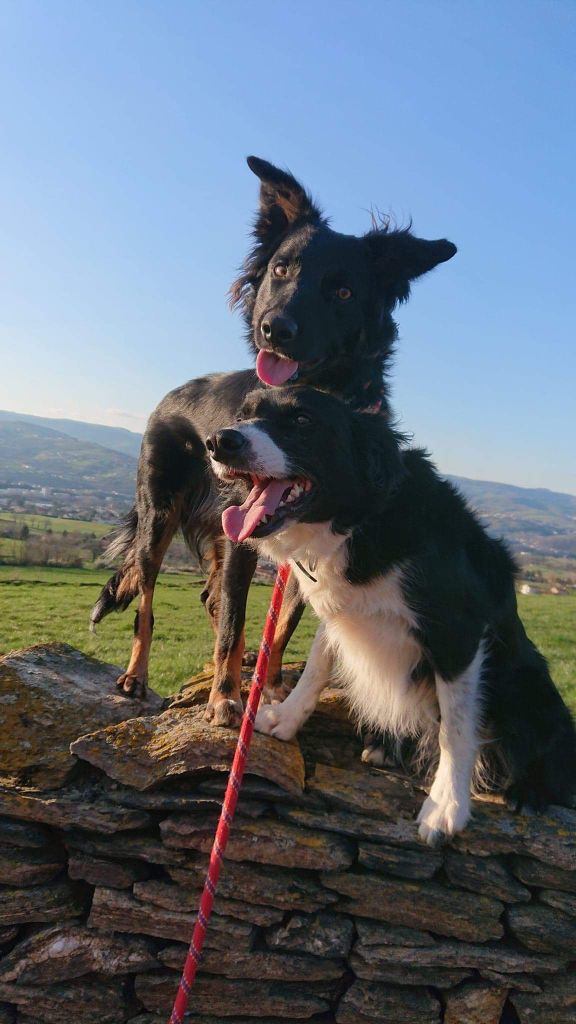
(0, 642, 575, 1024)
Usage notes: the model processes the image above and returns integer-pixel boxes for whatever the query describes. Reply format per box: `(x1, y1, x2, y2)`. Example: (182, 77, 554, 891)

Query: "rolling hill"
(0, 409, 142, 459)
(0, 410, 574, 558)
(0, 421, 137, 498)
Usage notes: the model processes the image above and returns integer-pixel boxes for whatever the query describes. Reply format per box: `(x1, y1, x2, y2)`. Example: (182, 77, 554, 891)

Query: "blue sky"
(0, 0, 574, 493)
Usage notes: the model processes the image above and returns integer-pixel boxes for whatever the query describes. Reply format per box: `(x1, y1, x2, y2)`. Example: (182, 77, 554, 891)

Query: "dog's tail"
(487, 631, 576, 810)
(89, 507, 139, 631)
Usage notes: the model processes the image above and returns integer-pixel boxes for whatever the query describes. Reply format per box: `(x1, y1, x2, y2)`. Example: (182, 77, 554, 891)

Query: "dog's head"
(206, 386, 403, 544)
(230, 157, 456, 389)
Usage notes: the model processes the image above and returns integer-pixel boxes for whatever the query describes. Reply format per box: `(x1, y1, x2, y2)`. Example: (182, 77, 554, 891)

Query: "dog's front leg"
(417, 648, 483, 846)
(206, 542, 258, 727)
(256, 624, 331, 741)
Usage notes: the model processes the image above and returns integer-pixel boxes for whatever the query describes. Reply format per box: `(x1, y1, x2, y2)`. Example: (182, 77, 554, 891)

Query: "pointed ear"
(246, 156, 323, 244)
(230, 157, 324, 312)
(366, 228, 457, 304)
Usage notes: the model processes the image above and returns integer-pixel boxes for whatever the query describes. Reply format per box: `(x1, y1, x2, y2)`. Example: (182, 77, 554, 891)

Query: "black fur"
(214, 386, 576, 810)
(91, 158, 456, 706)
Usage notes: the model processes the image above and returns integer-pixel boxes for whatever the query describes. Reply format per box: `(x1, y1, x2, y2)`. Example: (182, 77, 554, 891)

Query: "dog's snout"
(206, 428, 248, 461)
(260, 316, 298, 346)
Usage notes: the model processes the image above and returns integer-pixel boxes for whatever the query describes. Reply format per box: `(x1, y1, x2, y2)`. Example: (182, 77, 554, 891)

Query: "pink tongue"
(256, 350, 299, 386)
(222, 478, 294, 543)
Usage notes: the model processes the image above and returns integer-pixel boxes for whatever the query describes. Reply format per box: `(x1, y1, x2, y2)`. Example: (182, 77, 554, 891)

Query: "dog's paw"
(417, 793, 470, 847)
(204, 699, 243, 728)
(255, 703, 300, 742)
(361, 740, 388, 767)
(116, 672, 147, 700)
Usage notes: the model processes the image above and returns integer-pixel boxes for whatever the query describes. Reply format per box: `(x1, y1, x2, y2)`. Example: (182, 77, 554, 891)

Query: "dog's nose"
(260, 316, 298, 346)
(205, 428, 248, 461)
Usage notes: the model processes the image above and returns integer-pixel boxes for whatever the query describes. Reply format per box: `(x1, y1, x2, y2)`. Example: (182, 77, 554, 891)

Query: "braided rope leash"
(169, 562, 291, 1024)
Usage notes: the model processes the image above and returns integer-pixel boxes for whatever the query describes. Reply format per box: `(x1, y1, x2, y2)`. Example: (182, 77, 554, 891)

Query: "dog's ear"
(230, 158, 324, 311)
(246, 156, 323, 243)
(366, 228, 457, 304)
(353, 411, 404, 498)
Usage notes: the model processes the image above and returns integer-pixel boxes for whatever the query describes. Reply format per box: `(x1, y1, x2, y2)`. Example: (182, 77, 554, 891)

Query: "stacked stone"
(0, 642, 575, 1024)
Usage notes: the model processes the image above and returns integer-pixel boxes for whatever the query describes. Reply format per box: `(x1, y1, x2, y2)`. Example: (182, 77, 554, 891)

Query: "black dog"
(207, 386, 576, 842)
(91, 157, 456, 721)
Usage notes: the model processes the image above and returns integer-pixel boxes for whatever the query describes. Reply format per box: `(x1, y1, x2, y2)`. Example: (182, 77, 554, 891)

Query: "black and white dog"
(207, 386, 576, 845)
(91, 157, 456, 723)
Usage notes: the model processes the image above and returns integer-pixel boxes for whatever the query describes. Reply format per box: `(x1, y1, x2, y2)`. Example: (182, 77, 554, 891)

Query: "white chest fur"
(259, 522, 438, 738)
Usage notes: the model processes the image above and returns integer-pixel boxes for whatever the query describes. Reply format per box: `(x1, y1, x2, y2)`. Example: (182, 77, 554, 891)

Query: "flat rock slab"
(357, 841, 442, 880)
(132, 879, 283, 929)
(355, 919, 435, 947)
(0, 882, 83, 926)
(128, 1018, 309, 1024)
(443, 850, 531, 902)
(184, 949, 344, 983)
(0, 923, 158, 984)
(135, 973, 331, 1018)
(452, 801, 576, 871)
(72, 708, 305, 794)
(320, 871, 504, 942)
(167, 859, 339, 913)
(0, 845, 64, 886)
(307, 763, 420, 819)
(65, 829, 184, 865)
(0, 818, 52, 849)
(0, 783, 150, 834)
(0, 976, 130, 1024)
(512, 974, 576, 1024)
(336, 980, 440, 1023)
(279, 804, 424, 846)
(89, 887, 256, 950)
(350, 939, 563, 975)
(161, 813, 355, 870)
(444, 982, 508, 1024)
(539, 888, 576, 917)
(68, 852, 151, 889)
(0, 643, 161, 788)
(511, 855, 576, 894)
(265, 913, 355, 959)
(507, 902, 576, 954)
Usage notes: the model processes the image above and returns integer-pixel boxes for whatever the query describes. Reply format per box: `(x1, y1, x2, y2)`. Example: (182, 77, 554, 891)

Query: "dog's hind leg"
(200, 538, 226, 637)
(90, 508, 140, 630)
(205, 542, 258, 727)
(264, 573, 306, 699)
(116, 503, 181, 699)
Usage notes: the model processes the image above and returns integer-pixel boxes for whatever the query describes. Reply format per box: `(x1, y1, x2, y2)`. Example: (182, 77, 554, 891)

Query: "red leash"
(168, 562, 291, 1024)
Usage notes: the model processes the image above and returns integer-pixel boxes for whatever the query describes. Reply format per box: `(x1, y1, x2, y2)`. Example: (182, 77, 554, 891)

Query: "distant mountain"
(0, 410, 142, 459)
(449, 475, 576, 558)
(0, 421, 137, 498)
(0, 410, 574, 558)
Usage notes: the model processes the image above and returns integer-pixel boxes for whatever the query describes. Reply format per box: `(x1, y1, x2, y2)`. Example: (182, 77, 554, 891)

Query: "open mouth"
(220, 469, 313, 542)
(255, 350, 322, 387)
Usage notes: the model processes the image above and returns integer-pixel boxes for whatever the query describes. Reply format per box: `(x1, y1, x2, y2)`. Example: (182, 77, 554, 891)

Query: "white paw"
(361, 743, 388, 767)
(255, 703, 300, 742)
(417, 793, 470, 847)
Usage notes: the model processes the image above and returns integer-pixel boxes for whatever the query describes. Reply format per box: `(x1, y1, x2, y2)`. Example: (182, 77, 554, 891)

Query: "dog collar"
(294, 558, 318, 583)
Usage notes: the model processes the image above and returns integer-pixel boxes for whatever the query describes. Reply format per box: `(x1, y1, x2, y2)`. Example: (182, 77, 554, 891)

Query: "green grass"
(0, 512, 112, 537)
(0, 565, 318, 696)
(0, 566, 573, 709)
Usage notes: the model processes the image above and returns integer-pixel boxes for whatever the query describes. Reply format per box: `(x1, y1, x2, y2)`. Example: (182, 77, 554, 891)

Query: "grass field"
(0, 512, 112, 536)
(0, 565, 574, 709)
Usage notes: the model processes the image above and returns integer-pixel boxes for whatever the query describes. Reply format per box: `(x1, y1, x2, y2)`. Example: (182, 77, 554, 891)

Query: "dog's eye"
(273, 263, 289, 278)
(294, 412, 312, 426)
(336, 286, 352, 300)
